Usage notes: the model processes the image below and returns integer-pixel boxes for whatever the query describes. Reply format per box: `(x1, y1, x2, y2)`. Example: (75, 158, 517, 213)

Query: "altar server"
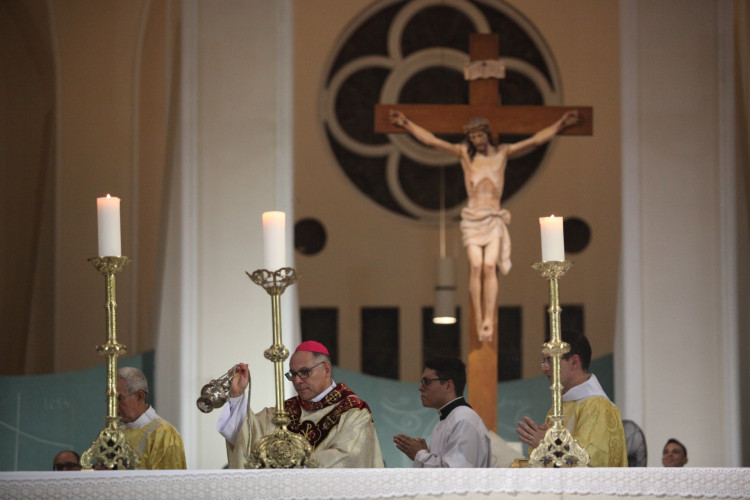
(515, 331, 628, 467)
(218, 341, 384, 468)
(117, 367, 187, 469)
(394, 357, 492, 467)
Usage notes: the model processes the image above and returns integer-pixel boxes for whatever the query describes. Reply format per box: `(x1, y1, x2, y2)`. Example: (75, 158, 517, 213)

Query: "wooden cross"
(374, 33, 593, 432)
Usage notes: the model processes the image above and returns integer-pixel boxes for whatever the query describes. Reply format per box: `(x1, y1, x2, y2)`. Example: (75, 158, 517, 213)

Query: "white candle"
(539, 215, 565, 262)
(97, 195, 122, 257)
(262, 211, 286, 270)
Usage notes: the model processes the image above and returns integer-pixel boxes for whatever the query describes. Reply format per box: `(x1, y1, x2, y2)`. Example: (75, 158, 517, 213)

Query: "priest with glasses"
(218, 341, 384, 468)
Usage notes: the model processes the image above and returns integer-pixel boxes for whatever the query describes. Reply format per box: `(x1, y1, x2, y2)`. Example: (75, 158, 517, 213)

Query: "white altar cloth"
(1, 468, 749, 500)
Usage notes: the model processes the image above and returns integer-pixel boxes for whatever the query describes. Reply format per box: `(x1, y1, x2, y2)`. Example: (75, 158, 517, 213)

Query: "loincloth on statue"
(460, 206, 512, 275)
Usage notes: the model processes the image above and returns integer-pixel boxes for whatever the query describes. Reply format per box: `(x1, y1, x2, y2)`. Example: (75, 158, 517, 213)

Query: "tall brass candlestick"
(80, 256, 141, 470)
(529, 260, 589, 468)
(244, 267, 316, 468)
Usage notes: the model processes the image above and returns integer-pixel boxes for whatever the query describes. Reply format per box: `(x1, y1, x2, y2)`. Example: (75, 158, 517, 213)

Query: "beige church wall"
(739, 162, 749, 467)
(167, 0, 299, 469)
(735, 0, 750, 468)
(293, 0, 621, 382)
(1, 0, 180, 376)
(53, 2, 138, 372)
(1, 0, 56, 375)
(49, 0, 177, 373)
(502, 0, 621, 375)
(639, 2, 724, 464)
(617, 0, 740, 466)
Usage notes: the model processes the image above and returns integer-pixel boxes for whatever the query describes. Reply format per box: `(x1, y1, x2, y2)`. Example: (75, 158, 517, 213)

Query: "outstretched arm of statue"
(388, 110, 463, 157)
(506, 110, 581, 157)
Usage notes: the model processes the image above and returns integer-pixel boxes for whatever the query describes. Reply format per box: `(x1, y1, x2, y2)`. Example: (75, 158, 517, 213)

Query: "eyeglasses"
(420, 377, 447, 388)
(285, 361, 325, 381)
(54, 462, 81, 471)
(117, 391, 145, 402)
(540, 354, 572, 368)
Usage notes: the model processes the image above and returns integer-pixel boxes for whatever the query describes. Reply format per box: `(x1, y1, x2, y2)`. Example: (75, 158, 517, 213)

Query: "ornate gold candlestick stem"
(529, 260, 589, 468)
(244, 267, 315, 468)
(81, 256, 141, 470)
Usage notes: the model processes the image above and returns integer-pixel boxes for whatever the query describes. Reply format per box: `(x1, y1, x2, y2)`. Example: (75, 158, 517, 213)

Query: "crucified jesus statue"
(388, 109, 581, 342)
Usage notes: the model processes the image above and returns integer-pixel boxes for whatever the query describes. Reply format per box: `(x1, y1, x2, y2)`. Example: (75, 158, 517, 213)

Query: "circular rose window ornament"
(320, 0, 564, 222)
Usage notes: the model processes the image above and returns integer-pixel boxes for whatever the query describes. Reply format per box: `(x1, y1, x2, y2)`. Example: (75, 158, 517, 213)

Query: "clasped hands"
(515, 416, 549, 449)
(393, 433, 428, 460)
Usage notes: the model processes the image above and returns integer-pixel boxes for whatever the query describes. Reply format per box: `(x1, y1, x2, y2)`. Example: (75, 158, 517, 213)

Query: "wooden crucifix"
(374, 33, 593, 432)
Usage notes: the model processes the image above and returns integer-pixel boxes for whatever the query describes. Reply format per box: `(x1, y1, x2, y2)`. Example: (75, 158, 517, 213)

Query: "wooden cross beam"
(375, 33, 593, 432)
(374, 34, 593, 137)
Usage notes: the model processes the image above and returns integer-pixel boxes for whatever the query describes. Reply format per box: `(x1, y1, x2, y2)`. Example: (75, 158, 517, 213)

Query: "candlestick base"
(529, 417, 590, 468)
(245, 427, 317, 469)
(80, 418, 141, 470)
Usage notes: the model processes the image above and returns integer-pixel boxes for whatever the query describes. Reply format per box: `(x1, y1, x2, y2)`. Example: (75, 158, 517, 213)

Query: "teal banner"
(0, 352, 153, 471)
(0, 352, 612, 470)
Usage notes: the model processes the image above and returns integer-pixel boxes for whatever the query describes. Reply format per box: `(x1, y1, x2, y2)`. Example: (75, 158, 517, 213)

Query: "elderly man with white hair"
(117, 366, 186, 469)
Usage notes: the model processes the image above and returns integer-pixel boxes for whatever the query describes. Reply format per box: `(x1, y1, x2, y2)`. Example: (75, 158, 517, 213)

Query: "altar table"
(1, 467, 749, 499)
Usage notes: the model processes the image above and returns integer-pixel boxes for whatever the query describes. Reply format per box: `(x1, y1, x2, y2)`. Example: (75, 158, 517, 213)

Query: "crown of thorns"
(463, 117, 491, 133)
